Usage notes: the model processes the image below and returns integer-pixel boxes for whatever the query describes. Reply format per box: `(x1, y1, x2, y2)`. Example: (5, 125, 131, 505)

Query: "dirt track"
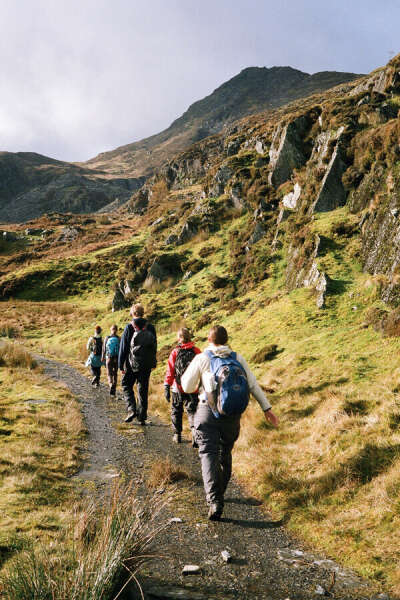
(38, 355, 386, 600)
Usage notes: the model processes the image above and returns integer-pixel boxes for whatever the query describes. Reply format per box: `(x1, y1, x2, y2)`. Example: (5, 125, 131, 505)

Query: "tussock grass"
(147, 457, 191, 489)
(0, 341, 37, 369)
(0, 482, 168, 600)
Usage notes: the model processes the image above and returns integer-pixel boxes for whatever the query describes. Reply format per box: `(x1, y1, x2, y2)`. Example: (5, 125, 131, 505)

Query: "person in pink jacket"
(164, 328, 201, 444)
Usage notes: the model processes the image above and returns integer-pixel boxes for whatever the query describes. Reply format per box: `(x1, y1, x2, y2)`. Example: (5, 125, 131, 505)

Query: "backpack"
(93, 337, 102, 356)
(174, 347, 196, 385)
(205, 350, 249, 418)
(106, 335, 120, 357)
(129, 324, 156, 371)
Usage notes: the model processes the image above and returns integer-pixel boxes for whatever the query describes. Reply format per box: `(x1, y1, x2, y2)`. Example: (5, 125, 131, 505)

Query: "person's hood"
(205, 344, 232, 358)
(178, 341, 195, 350)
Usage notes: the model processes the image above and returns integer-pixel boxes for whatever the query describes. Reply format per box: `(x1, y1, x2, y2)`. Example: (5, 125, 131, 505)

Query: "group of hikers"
(86, 303, 278, 520)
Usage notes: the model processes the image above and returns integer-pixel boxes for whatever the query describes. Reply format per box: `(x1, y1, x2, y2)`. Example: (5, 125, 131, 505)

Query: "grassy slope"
(2, 200, 400, 592)
(0, 343, 85, 568)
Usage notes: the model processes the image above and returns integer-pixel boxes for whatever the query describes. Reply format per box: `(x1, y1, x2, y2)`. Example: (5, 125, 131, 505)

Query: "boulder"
(282, 182, 301, 210)
(57, 226, 80, 242)
(130, 187, 151, 214)
(255, 140, 265, 155)
(230, 182, 245, 210)
(312, 145, 346, 212)
(112, 287, 128, 312)
(268, 115, 309, 187)
(209, 164, 233, 196)
(176, 220, 198, 245)
(145, 253, 183, 285)
(246, 223, 266, 250)
(164, 233, 178, 246)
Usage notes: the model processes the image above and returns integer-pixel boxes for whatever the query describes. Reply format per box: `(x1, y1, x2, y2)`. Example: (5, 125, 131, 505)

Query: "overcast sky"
(1, 0, 399, 162)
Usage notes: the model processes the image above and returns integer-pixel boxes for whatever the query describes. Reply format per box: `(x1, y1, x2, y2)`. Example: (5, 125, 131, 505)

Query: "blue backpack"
(205, 350, 249, 418)
(106, 335, 120, 357)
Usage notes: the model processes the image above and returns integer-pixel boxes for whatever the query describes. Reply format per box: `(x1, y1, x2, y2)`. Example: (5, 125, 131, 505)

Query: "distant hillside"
(0, 151, 143, 223)
(84, 67, 361, 179)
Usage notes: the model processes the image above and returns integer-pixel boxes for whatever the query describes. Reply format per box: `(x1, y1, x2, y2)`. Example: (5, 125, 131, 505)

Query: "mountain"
(0, 65, 361, 223)
(0, 151, 144, 223)
(84, 66, 361, 179)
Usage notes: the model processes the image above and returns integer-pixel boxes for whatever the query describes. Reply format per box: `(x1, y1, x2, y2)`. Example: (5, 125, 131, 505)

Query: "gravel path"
(38, 356, 386, 600)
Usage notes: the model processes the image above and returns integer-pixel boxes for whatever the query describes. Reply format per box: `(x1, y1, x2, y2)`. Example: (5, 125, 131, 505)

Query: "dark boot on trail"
(173, 432, 181, 444)
(124, 409, 135, 423)
(91, 377, 97, 386)
(208, 502, 223, 521)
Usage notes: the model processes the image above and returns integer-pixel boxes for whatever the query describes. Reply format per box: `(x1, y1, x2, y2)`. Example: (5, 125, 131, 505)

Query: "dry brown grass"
(147, 457, 191, 489)
(0, 341, 37, 369)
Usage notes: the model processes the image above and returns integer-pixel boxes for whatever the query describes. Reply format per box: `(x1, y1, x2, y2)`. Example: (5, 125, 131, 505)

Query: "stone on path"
(182, 565, 201, 575)
(221, 550, 232, 563)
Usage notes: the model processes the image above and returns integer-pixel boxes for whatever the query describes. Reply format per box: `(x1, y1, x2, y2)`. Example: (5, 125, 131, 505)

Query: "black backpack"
(174, 347, 196, 385)
(129, 324, 156, 372)
(93, 337, 102, 356)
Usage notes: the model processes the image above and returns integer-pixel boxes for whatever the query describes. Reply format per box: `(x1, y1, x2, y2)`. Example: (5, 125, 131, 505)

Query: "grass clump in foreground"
(0, 483, 168, 600)
(147, 457, 192, 489)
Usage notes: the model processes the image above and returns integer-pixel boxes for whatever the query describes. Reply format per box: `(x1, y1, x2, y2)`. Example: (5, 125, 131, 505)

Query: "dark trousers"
(91, 365, 101, 385)
(121, 367, 151, 422)
(171, 391, 198, 434)
(106, 357, 118, 392)
(194, 401, 241, 506)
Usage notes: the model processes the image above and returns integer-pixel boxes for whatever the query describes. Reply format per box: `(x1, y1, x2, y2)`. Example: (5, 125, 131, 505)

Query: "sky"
(1, 0, 399, 162)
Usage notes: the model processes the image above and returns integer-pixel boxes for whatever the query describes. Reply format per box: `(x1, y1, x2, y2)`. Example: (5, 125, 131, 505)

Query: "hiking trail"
(38, 355, 387, 600)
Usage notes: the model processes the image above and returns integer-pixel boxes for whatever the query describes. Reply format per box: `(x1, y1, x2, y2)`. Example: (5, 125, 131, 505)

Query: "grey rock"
(209, 164, 233, 196)
(312, 145, 346, 213)
(255, 140, 265, 155)
(182, 564, 201, 575)
(268, 115, 309, 187)
(57, 226, 80, 242)
(111, 288, 127, 312)
(230, 182, 244, 210)
(246, 222, 266, 251)
(315, 584, 325, 595)
(177, 220, 198, 245)
(221, 550, 232, 563)
(165, 234, 178, 246)
(169, 517, 183, 523)
(282, 182, 301, 210)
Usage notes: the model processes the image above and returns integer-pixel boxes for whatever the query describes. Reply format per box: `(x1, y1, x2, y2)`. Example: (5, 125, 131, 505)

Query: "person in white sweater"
(181, 325, 278, 520)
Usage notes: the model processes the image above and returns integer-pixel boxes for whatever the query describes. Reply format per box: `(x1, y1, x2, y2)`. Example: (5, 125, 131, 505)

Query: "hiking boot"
(138, 420, 147, 426)
(208, 503, 223, 521)
(172, 433, 181, 444)
(124, 410, 135, 423)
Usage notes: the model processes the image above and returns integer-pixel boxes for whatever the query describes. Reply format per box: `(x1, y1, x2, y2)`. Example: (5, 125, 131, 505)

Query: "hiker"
(102, 324, 120, 396)
(86, 325, 103, 387)
(164, 327, 201, 444)
(118, 303, 157, 425)
(181, 325, 279, 521)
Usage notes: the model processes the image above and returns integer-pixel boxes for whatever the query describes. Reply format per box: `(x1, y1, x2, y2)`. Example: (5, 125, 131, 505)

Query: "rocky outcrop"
(286, 233, 328, 308)
(144, 253, 184, 286)
(312, 145, 346, 213)
(268, 116, 310, 187)
(209, 164, 233, 197)
(282, 183, 301, 210)
(111, 287, 129, 312)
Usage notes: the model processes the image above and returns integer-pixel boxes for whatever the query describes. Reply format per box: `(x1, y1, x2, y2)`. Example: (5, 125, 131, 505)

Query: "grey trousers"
(194, 401, 241, 506)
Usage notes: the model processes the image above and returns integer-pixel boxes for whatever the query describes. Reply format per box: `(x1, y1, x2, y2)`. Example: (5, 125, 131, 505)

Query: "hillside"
(85, 66, 361, 179)
(1, 53, 400, 594)
(0, 151, 144, 223)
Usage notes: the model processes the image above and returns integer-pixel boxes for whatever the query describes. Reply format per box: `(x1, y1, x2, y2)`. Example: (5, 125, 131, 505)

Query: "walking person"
(164, 328, 201, 444)
(102, 324, 120, 396)
(118, 304, 157, 425)
(86, 325, 103, 388)
(181, 325, 279, 521)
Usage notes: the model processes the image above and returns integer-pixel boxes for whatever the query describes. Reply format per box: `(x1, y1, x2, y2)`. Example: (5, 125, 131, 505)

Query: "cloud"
(0, 0, 398, 161)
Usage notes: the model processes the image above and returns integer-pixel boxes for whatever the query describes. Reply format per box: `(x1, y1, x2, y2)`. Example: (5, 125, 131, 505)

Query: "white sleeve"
(237, 354, 272, 411)
(181, 354, 202, 393)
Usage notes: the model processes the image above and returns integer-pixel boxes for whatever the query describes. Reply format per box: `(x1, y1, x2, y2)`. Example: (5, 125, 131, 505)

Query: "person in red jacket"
(164, 328, 201, 444)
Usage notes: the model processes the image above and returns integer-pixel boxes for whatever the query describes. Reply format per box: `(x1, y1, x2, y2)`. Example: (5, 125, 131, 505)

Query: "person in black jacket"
(118, 303, 157, 425)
